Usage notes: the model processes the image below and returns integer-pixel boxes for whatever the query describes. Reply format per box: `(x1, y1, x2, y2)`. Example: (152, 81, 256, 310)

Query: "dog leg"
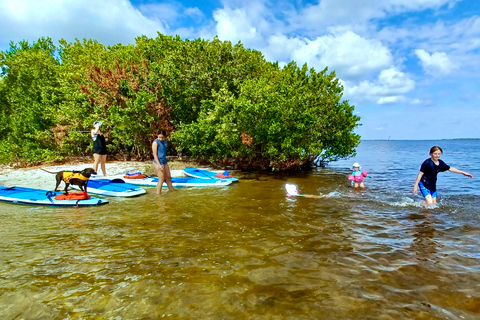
(64, 183, 70, 195)
(54, 179, 61, 192)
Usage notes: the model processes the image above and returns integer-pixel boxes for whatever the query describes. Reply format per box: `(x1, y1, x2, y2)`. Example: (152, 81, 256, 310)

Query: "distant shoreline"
(361, 138, 480, 141)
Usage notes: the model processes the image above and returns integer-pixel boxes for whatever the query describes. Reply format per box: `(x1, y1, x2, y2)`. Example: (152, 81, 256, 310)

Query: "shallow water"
(1, 140, 480, 319)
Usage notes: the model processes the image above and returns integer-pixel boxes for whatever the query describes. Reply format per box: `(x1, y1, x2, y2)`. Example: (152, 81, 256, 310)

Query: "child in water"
(413, 146, 473, 206)
(348, 163, 369, 188)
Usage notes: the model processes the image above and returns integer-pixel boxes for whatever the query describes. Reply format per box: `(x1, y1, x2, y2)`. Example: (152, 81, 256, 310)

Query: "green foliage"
(172, 62, 360, 169)
(0, 38, 62, 161)
(136, 35, 267, 126)
(0, 34, 360, 169)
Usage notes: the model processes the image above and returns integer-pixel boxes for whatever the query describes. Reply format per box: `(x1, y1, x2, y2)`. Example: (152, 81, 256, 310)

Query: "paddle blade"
(285, 184, 299, 196)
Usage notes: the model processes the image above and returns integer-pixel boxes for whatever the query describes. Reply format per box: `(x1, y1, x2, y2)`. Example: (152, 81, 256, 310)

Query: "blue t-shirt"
(420, 158, 450, 192)
(154, 139, 167, 165)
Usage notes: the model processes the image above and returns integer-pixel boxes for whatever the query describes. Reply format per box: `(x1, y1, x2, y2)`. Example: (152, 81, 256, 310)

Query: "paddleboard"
(183, 168, 238, 182)
(108, 176, 232, 187)
(71, 179, 146, 197)
(0, 186, 109, 206)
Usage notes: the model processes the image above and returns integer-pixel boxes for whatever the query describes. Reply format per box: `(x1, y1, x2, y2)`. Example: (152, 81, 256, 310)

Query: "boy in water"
(412, 146, 473, 206)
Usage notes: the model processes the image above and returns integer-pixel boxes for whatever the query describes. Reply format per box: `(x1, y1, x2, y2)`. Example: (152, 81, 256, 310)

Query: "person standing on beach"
(412, 146, 473, 206)
(152, 131, 174, 194)
(91, 121, 107, 176)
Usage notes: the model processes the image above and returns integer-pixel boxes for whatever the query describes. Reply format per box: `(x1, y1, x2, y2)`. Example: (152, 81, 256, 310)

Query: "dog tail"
(40, 168, 58, 174)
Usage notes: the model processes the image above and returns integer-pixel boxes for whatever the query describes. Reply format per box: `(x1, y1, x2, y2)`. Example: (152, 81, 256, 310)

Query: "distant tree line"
(0, 34, 360, 170)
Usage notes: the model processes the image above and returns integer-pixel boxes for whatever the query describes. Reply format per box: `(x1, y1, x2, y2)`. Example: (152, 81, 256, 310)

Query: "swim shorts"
(153, 159, 167, 166)
(418, 181, 437, 198)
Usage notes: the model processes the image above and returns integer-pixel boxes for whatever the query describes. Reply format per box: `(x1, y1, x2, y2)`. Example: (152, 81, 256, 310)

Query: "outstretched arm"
(449, 167, 473, 178)
(412, 171, 424, 194)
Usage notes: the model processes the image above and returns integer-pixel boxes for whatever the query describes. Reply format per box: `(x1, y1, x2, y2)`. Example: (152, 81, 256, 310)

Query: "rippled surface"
(1, 141, 480, 319)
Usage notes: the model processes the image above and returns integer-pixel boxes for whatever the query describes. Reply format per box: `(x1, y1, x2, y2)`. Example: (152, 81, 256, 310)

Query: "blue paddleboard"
(183, 168, 238, 182)
(0, 186, 109, 207)
(71, 179, 146, 197)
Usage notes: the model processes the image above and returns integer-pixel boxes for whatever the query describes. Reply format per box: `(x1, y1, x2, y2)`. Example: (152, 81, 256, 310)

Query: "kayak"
(108, 176, 233, 187)
(70, 179, 146, 197)
(0, 186, 109, 207)
(183, 168, 239, 182)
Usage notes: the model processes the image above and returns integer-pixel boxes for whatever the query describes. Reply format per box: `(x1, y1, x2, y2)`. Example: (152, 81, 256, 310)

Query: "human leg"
(163, 163, 174, 191)
(422, 194, 435, 206)
(418, 182, 436, 206)
(153, 163, 165, 195)
(100, 154, 107, 176)
(93, 154, 101, 173)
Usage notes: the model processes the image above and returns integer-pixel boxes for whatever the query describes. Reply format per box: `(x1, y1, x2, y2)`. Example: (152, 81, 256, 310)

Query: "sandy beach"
(0, 160, 188, 190)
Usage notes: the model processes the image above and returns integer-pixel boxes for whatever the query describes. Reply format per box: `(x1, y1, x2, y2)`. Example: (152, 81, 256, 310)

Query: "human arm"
(91, 125, 101, 138)
(449, 167, 473, 178)
(412, 171, 424, 194)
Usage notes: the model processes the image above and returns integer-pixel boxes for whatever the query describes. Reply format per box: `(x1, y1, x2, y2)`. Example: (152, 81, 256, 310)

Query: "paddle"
(285, 184, 324, 198)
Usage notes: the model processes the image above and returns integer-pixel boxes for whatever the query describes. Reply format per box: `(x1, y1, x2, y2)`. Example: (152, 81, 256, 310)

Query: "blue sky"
(1, 0, 479, 140)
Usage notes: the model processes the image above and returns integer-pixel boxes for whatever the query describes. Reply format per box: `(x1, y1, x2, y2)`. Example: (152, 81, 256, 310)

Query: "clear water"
(1, 140, 480, 319)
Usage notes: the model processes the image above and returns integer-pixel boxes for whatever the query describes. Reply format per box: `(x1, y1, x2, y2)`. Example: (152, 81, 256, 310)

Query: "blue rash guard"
(153, 139, 167, 165)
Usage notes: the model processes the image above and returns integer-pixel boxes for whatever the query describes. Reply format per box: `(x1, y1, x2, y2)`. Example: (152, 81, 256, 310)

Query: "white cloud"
(211, 2, 397, 81)
(212, 2, 276, 47)
(289, 0, 460, 33)
(376, 15, 480, 77)
(415, 49, 455, 77)
(345, 67, 415, 104)
(214, 8, 260, 44)
(138, 3, 180, 23)
(263, 31, 393, 80)
(315, 30, 392, 78)
(138, 3, 204, 24)
(0, 0, 165, 47)
(184, 7, 204, 20)
(377, 96, 406, 104)
(410, 98, 422, 104)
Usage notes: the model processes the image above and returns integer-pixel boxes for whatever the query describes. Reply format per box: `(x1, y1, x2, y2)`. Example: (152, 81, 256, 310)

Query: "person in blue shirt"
(413, 146, 472, 206)
(152, 131, 174, 195)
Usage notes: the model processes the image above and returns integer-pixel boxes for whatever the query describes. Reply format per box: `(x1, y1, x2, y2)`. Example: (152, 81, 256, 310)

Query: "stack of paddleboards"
(108, 168, 237, 187)
(0, 186, 109, 207)
(111, 174, 232, 187)
(183, 168, 238, 182)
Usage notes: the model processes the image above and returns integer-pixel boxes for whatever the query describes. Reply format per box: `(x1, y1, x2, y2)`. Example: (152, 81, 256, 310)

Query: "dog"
(41, 168, 97, 194)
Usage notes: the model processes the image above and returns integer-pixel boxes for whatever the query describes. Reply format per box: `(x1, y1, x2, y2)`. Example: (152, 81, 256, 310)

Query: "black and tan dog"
(41, 168, 96, 194)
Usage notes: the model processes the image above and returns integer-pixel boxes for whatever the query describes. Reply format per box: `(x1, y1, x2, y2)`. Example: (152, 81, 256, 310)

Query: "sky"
(1, 0, 479, 140)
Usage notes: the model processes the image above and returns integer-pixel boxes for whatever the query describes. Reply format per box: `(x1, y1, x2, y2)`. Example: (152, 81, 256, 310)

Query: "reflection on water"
(1, 168, 480, 319)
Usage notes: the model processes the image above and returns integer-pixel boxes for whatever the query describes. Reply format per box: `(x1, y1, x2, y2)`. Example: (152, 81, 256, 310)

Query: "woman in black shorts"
(91, 121, 107, 176)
